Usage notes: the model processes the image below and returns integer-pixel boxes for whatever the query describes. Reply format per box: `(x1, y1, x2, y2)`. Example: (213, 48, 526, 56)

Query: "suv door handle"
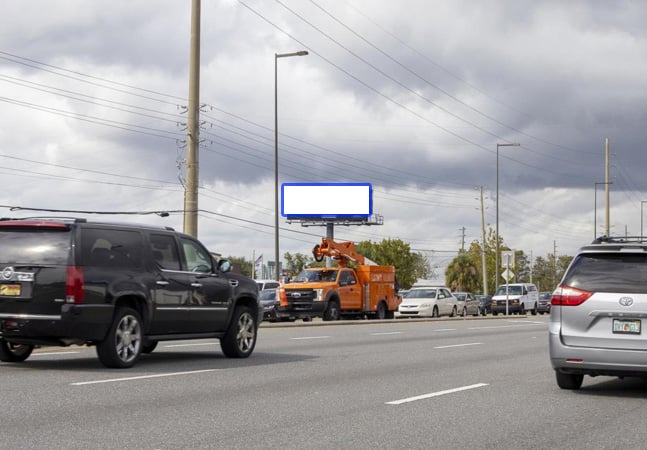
(191, 282, 202, 288)
(156, 281, 169, 286)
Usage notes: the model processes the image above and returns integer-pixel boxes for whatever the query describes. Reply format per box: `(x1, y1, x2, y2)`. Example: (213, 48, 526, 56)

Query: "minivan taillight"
(65, 266, 85, 304)
(551, 285, 592, 306)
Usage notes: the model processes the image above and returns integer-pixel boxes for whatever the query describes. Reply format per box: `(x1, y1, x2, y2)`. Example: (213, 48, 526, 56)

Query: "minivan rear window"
(0, 228, 71, 264)
(562, 253, 647, 294)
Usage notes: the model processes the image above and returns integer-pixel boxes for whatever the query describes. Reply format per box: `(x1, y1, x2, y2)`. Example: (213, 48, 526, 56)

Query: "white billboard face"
(281, 183, 372, 218)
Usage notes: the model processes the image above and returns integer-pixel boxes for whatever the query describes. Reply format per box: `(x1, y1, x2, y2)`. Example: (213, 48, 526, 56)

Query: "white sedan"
(395, 286, 458, 318)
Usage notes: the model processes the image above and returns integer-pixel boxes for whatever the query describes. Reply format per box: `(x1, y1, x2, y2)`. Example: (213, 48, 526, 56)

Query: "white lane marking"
(32, 351, 81, 356)
(290, 336, 331, 340)
(386, 383, 488, 405)
(71, 369, 219, 386)
(434, 342, 482, 349)
(433, 328, 456, 332)
(163, 342, 216, 348)
(370, 331, 403, 336)
(468, 323, 546, 330)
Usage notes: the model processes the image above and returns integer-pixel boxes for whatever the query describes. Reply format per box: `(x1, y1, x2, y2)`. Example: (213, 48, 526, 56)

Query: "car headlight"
(314, 289, 324, 301)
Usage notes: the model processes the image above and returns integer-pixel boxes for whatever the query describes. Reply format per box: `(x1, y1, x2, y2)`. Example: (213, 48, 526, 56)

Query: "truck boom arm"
(312, 237, 377, 267)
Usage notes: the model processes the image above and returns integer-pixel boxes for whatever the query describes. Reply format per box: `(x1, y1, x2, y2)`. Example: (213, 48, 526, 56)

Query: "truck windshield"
(294, 269, 338, 282)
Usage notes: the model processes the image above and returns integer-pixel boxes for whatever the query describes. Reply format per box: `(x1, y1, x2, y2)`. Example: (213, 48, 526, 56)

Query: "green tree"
(283, 252, 321, 277)
(355, 238, 430, 290)
(445, 252, 480, 292)
(226, 256, 252, 277)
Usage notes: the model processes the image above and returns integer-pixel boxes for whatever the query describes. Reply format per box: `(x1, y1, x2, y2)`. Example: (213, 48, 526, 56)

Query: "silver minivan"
(549, 237, 647, 390)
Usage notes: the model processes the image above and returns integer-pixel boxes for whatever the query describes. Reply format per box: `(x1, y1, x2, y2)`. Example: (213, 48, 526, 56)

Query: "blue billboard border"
(281, 182, 373, 218)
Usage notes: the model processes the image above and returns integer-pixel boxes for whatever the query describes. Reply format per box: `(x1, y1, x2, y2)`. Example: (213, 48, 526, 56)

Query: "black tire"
(142, 341, 158, 354)
(302, 316, 312, 322)
(432, 306, 439, 318)
(323, 300, 340, 321)
(220, 306, 258, 358)
(375, 302, 387, 320)
(493, 311, 498, 316)
(0, 340, 34, 362)
(221, 305, 257, 358)
(96, 307, 143, 368)
(462, 307, 467, 317)
(531, 304, 538, 316)
(555, 371, 584, 390)
(450, 306, 457, 317)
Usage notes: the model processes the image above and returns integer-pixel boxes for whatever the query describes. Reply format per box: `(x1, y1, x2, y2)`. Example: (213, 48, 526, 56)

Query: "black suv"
(0, 218, 260, 368)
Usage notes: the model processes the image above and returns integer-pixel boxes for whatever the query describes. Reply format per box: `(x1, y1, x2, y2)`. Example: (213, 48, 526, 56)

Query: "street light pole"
(495, 142, 520, 292)
(275, 50, 308, 281)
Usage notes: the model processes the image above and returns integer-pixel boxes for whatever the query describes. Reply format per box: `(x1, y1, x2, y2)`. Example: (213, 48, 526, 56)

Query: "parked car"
(476, 295, 492, 315)
(538, 291, 552, 314)
(550, 236, 647, 390)
(491, 283, 539, 315)
(0, 218, 261, 368)
(453, 292, 480, 316)
(395, 286, 458, 318)
(259, 289, 279, 322)
(256, 279, 281, 291)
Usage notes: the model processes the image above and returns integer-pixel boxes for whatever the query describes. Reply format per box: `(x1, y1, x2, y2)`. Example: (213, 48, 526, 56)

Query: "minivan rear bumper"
(549, 329, 647, 376)
(0, 303, 114, 345)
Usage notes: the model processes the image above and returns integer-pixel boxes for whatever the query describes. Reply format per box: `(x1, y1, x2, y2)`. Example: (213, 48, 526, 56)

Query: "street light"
(594, 182, 612, 240)
(495, 142, 520, 292)
(275, 50, 308, 281)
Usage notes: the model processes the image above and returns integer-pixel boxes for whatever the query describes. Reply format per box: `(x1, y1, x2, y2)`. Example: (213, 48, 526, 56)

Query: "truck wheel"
(323, 300, 340, 321)
(0, 340, 34, 362)
(96, 307, 143, 368)
(221, 305, 257, 358)
(375, 302, 387, 320)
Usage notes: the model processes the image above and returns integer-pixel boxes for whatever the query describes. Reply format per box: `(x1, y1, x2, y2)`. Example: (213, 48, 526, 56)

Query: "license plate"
(0, 284, 21, 296)
(613, 319, 641, 335)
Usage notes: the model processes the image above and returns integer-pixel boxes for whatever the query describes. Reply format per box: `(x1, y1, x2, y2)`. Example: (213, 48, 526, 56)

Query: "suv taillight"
(551, 285, 592, 306)
(65, 266, 85, 304)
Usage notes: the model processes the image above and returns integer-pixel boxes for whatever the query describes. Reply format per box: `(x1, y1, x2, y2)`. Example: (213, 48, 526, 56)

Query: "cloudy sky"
(1, 0, 646, 277)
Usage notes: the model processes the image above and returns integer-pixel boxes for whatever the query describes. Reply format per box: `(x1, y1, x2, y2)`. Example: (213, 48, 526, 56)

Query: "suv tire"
(0, 340, 34, 362)
(221, 305, 257, 358)
(96, 307, 143, 368)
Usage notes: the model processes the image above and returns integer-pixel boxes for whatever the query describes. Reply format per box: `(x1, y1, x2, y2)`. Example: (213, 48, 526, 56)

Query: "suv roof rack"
(0, 216, 87, 223)
(592, 236, 647, 244)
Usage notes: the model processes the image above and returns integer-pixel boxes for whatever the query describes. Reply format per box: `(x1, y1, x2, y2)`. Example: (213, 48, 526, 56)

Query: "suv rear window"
(0, 228, 71, 264)
(562, 252, 647, 293)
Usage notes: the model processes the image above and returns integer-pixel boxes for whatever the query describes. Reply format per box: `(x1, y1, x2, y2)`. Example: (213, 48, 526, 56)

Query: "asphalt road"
(2, 316, 647, 449)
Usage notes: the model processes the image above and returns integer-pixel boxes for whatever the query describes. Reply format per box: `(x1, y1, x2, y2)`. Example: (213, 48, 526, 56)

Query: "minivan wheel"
(555, 370, 584, 390)
(0, 340, 34, 362)
(221, 305, 257, 358)
(96, 307, 143, 368)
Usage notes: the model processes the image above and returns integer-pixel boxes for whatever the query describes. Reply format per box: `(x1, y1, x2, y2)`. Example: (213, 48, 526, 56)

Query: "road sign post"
(501, 251, 515, 315)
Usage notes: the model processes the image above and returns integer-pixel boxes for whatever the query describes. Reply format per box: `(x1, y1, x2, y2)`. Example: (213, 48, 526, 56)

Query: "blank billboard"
(281, 183, 372, 218)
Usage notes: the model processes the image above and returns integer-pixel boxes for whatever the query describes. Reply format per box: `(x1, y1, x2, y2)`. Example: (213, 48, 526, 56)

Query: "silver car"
(549, 237, 647, 390)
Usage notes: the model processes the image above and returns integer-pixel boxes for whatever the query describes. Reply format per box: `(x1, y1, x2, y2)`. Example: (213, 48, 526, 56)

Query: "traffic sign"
(501, 268, 515, 281)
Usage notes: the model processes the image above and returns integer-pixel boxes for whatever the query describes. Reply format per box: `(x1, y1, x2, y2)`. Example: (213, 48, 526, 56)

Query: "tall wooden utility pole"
(184, 0, 200, 237)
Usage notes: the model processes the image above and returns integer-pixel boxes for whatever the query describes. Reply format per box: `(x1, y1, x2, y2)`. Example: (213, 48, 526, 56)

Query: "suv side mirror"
(218, 259, 231, 273)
